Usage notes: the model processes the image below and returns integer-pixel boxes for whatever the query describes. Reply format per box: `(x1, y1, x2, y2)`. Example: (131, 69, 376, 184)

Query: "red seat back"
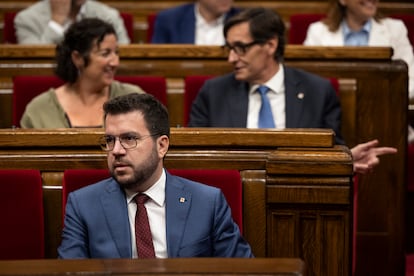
(0, 169, 44, 259)
(168, 169, 243, 233)
(288, 13, 325, 44)
(115, 75, 168, 106)
(62, 169, 111, 218)
(146, 13, 157, 43)
(12, 75, 65, 127)
(3, 12, 17, 44)
(120, 12, 134, 42)
(183, 75, 214, 126)
(12, 75, 167, 128)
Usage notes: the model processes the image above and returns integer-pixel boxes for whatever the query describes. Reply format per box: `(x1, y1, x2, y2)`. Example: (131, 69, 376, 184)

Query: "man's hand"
(50, 0, 71, 26)
(350, 139, 397, 174)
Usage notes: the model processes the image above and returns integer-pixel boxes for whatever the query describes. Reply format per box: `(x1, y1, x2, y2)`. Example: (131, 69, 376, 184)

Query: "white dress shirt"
(126, 169, 167, 258)
(247, 65, 286, 129)
(194, 4, 225, 45)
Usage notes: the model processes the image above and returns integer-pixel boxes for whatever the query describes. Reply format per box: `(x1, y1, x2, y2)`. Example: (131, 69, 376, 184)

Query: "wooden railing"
(0, 128, 351, 276)
(0, 45, 408, 275)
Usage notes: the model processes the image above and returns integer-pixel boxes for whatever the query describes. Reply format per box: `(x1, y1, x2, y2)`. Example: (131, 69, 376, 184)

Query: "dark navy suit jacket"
(58, 171, 253, 258)
(188, 66, 344, 145)
(151, 3, 240, 43)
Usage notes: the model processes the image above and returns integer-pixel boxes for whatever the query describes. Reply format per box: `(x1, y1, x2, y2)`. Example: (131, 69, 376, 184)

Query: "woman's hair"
(323, 0, 384, 32)
(55, 18, 117, 83)
(223, 7, 286, 62)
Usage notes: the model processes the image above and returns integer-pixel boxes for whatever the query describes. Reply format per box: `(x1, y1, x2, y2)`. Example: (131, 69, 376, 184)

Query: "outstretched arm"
(350, 139, 397, 174)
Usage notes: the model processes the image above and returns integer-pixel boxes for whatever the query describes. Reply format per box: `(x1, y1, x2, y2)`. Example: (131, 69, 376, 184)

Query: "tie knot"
(257, 85, 269, 96)
(135, 193, 150, 205)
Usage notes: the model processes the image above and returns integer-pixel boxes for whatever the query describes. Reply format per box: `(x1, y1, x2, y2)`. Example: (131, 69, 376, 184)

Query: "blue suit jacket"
(151, 3, 239, 43)
(58, 171, 253, 258)
(188, 66, 344, 145)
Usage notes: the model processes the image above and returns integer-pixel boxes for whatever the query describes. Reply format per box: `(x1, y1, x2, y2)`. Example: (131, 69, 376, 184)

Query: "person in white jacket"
(14, 0, 130, 44)
(304, 0, 414, 100)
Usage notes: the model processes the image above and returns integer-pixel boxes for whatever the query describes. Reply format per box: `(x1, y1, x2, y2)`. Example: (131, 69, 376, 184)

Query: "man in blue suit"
(58, 93, 253, 258)
(151, 0, 239, 44)
(188, 7, 397, 174)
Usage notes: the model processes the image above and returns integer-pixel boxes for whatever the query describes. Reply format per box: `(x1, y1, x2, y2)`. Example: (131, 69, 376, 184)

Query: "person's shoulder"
(110, 80, 145, 96)
(157, 3, 194, 18)
(16, 0, 48, 18)
(307, 20, 329, 32)
(285, 66, 330, 85)
(85, 0, 119, 14)
(378, 17, 407, 29)
(25, 89, 56, 111)
(168, 173, 221, 195)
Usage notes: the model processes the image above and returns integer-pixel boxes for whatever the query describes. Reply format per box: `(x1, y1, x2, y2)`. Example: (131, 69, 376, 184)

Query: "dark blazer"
(151, 3, 240, 44)
(58, 171, 253, 258)
(188, 66, 344, 144)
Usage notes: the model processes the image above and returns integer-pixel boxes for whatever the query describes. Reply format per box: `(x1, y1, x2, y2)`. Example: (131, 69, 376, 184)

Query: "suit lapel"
(284, 67, 305, 128)
(178, 8, 196, 43)
(228, 79, 249, 127)
(165, 173, 192, 257)
(101, 179, 132, 258)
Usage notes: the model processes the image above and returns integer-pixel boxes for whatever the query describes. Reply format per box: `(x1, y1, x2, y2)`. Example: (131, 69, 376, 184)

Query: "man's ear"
(71, 50, 84, 70)
(157, 135, 169, 159)
(267, 37, 278, 56)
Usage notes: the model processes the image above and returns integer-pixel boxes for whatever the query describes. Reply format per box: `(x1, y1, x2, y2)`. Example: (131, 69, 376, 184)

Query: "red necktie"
(134, 193, 155, 258)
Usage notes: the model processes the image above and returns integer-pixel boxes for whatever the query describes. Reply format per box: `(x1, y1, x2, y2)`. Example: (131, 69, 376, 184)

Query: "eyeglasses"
(223, 41, 262, 56)
(99, 133, 157, 151)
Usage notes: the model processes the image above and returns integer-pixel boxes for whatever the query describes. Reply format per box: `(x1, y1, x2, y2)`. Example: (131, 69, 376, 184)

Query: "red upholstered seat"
(120, 12, 134, 42)
(62, 169, 111, 217)
(168, 169, 243, 233)
(4, 11, 134, 44)
(288, 13, 325, 44)
(114, 76, 168, 106)
(3, 12, 17, 44)
(146, 13, 157, 43)
(183, 75, 214, 126)
(12, 75, 167, 128)
(12, 75, 64, 127)
(0, 169, 44, 259)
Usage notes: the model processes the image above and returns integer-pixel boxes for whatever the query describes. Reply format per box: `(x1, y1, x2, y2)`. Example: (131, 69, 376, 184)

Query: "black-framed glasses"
(223, 41, 262, 56)
(99, 133, 158, 151)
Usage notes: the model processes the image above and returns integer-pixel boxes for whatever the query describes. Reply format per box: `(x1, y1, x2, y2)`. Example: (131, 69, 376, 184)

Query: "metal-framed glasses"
(222, 41, 262, 56)
(99, 133, 157, 151)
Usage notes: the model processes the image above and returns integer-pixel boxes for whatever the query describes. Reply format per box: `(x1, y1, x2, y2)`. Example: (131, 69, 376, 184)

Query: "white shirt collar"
(249, 64, 285, 95)
(126, 169, 166, 207)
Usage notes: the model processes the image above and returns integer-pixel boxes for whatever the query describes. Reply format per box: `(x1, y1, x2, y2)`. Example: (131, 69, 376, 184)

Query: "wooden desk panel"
(0, 258, 306, 276)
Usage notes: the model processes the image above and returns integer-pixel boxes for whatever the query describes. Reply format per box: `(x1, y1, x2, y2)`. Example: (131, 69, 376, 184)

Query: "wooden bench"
(0, 45, 408, 275)
(0, 0, 413, 43)
(0, 128, 351, 276)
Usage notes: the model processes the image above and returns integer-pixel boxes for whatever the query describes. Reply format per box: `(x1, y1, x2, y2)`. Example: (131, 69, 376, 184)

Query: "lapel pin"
(179, 197, 186, 203)
(297, 92, 304, 99)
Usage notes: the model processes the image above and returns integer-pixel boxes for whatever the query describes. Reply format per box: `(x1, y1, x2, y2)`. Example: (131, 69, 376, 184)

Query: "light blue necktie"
(257, 85, 275, 128)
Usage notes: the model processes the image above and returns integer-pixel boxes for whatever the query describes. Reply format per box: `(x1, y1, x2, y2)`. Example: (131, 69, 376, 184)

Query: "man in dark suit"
(189, 7, 397, 174)
(58, 93, 253, 258)
(151, 0, 239, 44)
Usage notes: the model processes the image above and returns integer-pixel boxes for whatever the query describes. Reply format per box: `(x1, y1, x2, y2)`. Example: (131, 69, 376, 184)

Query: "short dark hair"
(55, 18, 117, 83)
(103, 93, 170, 138)
(224, 8, 285, 62)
